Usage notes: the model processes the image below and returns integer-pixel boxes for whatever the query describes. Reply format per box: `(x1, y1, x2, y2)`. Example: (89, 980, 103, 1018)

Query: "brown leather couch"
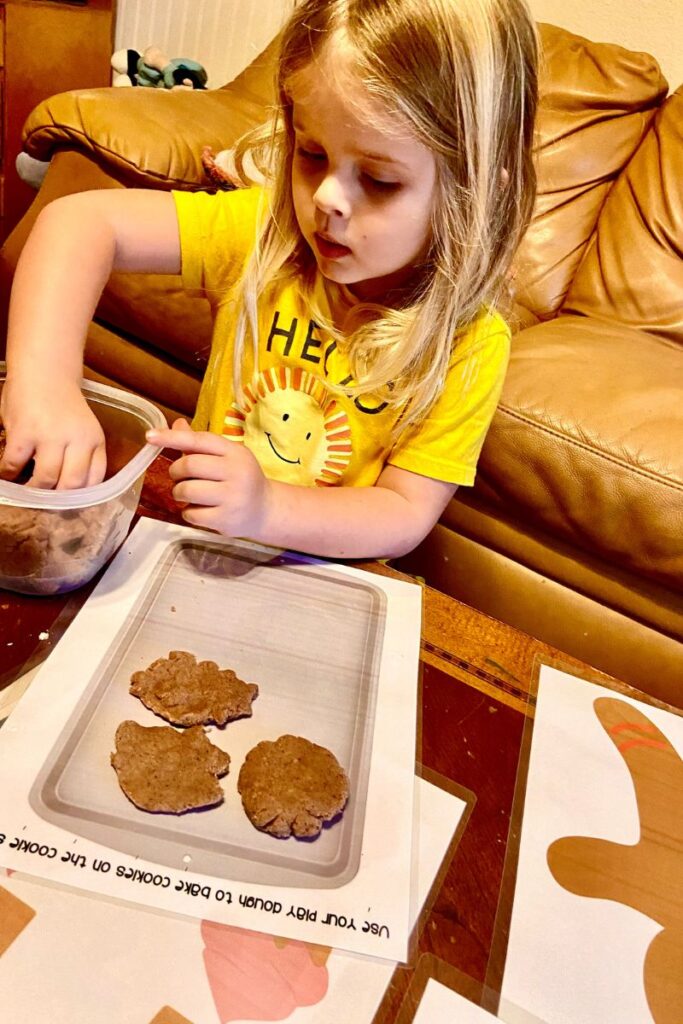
(1, 25, 681, 704)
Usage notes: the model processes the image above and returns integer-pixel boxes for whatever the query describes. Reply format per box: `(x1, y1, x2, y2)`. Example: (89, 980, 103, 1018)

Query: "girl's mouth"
(314, 233, 352, 260)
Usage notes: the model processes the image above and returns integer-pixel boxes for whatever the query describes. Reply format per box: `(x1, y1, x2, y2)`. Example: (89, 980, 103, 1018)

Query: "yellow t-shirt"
(173, 187, 510, 488)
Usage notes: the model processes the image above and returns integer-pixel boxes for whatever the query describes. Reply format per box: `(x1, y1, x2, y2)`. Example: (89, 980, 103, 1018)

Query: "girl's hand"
(147, 419, 272, 539)
(0, 376, 106, 489)
(1, 190, 180, 489)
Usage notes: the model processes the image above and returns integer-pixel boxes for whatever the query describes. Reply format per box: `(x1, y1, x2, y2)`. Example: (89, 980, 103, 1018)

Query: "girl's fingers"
(0, 436, 35, 481)
(56, 444, 100, 490)
(0, 436, 107, 490)
(27, 442, 66, 489)
(168, 452, 233, 483)
(147, 427, 228, 456)
(86, 444, 108, 488)
(171, 479, 228, 507)
(178, 504, 223, 531)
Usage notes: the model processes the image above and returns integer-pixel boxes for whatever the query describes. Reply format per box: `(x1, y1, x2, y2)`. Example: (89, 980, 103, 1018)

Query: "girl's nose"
(313, 173, 351, 219)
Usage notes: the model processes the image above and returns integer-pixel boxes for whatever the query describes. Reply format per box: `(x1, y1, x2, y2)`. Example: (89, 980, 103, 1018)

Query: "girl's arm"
(0, 189, 180, 489)
(148, 423, 456, 559)
(260, 462, 456, 558)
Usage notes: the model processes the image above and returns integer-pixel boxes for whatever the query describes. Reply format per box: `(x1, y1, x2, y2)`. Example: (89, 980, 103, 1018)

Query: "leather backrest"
(564, 86, 683, 345)
(16, 25, 672, 348)
(513, 23, 668, 320)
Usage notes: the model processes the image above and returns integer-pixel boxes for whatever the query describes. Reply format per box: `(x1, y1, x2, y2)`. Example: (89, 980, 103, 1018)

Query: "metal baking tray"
(29, 540, 385, 888)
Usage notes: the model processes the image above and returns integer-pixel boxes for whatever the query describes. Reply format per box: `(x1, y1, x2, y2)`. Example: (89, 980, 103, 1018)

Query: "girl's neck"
(321, 271, 426, 323)
(320, 277, 359, 332)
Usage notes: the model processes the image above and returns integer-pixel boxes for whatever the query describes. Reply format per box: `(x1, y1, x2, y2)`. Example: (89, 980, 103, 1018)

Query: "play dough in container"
(0, 366, 166, 595)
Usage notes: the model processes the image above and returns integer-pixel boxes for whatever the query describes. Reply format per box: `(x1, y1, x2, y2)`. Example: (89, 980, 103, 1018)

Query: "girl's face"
(289, 63, 437, 304)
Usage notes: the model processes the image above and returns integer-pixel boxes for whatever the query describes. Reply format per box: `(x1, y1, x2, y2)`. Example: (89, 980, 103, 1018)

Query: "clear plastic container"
(0, 368, 166, 595)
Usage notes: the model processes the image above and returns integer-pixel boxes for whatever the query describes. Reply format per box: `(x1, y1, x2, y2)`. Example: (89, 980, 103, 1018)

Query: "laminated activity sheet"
(0, 777, 468, 1023)
(0, 518, 423, 962)
(500, 665, 683, 1024)
(413, 980, 498, 1023)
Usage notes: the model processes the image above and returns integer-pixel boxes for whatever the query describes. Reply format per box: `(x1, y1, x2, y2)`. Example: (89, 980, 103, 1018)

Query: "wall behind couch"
(114, 0, 292, 88)
(115, 0, 681, 94)
(529, 0, 681, 89)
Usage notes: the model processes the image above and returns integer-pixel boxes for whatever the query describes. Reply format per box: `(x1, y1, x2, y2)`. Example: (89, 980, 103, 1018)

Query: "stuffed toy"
(15, 152, 50, 190)
(201, 147, 240, 189)
(201, 145, 268, 191)
(111, 45, 208, 90)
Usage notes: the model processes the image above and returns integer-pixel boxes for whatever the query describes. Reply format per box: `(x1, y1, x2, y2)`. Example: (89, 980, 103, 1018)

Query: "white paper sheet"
(0, 519, 422, 962)
(414, 979, 498, 1023)
(0, 778, 467, 1024)
(500, 665, 683, 1024)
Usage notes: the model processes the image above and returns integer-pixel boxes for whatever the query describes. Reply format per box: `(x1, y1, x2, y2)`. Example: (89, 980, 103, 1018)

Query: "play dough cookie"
(237, 735, 349, 838)
(111, 720, 230, 814)
(130, 650, 259, 727)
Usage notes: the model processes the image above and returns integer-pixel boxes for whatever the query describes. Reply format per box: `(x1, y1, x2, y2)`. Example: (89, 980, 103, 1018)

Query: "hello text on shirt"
(266, 310, 389, 415)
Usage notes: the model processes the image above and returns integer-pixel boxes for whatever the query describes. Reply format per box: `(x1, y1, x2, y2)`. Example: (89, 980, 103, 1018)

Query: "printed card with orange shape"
(499, 665, 683, 1024)
(0, 518, 422, 962)
(0, 778, 468, 1023)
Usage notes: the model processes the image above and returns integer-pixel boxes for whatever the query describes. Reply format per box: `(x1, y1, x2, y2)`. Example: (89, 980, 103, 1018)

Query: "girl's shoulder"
(462, 308, 510, 343)
(173, 184, 268, 238)
(451, 308, 511, 364)
(172, 186, 271, 296)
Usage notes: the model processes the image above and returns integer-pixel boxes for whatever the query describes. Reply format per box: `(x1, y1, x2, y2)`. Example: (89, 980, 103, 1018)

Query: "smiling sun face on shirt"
(222, 367, 351, 486)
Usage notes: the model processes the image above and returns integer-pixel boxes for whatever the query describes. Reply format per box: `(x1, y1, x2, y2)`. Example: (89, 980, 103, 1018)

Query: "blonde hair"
(231, 0, 538, 432)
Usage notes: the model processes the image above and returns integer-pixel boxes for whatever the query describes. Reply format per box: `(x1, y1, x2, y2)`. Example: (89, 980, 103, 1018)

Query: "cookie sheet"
(0, 518, 422, 961)
(30, 539, 384, 887)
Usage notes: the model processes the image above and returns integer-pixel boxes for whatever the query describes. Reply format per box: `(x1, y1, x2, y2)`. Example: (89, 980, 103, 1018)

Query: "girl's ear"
(500, 168, 510, 188)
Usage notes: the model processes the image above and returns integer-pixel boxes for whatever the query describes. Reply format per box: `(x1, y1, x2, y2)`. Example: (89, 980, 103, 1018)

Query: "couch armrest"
(21, 39, 279, 190)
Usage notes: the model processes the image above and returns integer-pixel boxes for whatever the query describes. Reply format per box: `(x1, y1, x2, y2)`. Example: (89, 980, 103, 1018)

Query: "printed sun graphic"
(222, 367, 352, 486)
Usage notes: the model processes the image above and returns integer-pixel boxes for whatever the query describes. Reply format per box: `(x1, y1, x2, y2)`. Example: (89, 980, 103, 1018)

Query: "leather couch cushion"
(97, 271, 213, 371)
(0, 147, 216, 375)
(565, 87, 683, 345)
(84, 322, 201, 422)
(513, 24, 668, 320)
(475, 314, 683, 588)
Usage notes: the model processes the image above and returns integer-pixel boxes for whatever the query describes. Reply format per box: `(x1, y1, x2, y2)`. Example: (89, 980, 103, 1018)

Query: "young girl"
(0, 0, 538, 560)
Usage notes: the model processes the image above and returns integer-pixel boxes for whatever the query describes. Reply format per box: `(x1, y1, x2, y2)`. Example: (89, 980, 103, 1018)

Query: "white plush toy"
(16, 152, 50, 190)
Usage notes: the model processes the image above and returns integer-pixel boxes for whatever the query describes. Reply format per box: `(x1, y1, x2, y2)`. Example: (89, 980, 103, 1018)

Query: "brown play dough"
(111, 720, 230, 814)
(0, 503, 124, 586)
(130, 650, 259, 727)
(238, 734, 349, 838)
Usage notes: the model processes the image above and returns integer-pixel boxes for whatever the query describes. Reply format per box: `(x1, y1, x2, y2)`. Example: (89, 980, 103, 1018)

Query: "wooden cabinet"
(0, 0, 115, 242)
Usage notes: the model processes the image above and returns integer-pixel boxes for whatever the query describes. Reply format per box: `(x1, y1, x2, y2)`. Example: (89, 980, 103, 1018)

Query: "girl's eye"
(361, 173, 401, 193)
(296, 146, 326, 162)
